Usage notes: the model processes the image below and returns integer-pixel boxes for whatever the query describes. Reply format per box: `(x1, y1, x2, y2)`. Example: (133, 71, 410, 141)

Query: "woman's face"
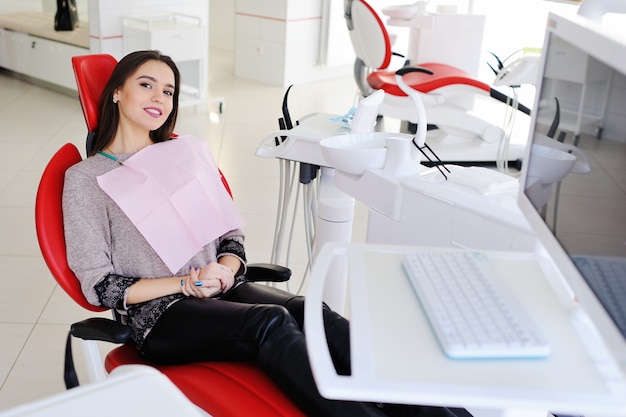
(113, 60, 176, 134)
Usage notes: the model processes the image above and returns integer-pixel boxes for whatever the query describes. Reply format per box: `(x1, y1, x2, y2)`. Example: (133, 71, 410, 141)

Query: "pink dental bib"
(97, 136, 246, 273)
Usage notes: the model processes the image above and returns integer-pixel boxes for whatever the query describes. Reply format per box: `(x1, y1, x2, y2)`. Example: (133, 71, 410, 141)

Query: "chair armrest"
(71, 317, 133, 344)
(65, 318, 133, 389)
(246, 263, 291, 282)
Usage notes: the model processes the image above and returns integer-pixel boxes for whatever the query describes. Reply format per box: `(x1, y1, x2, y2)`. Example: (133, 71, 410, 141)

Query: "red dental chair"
(34, 54, 305, 417)
(345, 0, 530, 146)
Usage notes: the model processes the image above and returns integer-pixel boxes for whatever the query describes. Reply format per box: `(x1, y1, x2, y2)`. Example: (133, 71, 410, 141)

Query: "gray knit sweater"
(62, 140, 247, 347)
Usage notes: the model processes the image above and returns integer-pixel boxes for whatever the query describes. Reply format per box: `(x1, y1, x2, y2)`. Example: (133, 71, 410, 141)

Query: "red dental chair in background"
(34, 54, 305, 417)
(345, 0, 530, 157)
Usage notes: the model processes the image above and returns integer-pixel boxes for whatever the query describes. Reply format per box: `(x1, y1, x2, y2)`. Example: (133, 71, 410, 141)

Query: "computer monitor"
(518, 10, 626, 380)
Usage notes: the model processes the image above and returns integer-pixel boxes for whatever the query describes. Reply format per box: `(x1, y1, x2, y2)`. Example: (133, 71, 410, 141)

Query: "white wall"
(209, 0, 235, 50)
(0, 0, 579, 65)
(233, 0, 355, 86)
(0, 0, 42, 13)
(210, 0, 578, 86)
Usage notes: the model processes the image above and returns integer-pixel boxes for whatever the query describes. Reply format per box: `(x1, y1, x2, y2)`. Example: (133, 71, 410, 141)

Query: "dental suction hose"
(395, 67, 429, 149)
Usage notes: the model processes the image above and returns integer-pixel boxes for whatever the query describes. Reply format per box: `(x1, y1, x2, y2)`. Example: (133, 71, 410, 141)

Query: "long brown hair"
(89, 50, 180, 156)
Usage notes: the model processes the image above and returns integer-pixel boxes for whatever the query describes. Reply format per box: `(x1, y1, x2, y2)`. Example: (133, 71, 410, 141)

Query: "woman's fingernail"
(194, 281, 203, 286)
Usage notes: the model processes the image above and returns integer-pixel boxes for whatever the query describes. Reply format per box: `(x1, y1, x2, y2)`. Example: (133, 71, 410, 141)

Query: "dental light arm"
(395, 67, 451, 177)
(395, 67, 429, 149)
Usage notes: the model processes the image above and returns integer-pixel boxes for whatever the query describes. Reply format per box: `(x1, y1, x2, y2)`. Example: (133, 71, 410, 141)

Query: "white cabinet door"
(0, 28, 88, 90)
(26, 36, 87, 90)
(2, 30, 30, 73)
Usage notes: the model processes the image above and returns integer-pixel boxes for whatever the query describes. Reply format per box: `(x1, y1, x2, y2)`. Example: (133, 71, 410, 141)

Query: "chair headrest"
(71, 54, 118, 133)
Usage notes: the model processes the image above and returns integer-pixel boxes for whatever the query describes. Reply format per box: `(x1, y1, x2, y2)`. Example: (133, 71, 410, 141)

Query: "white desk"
(304, 243, 626, 417)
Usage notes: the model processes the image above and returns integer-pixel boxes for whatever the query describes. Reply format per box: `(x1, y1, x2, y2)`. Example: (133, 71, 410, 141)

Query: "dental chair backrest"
(35, 143, 108, 313)
(347, 0, 392, 71)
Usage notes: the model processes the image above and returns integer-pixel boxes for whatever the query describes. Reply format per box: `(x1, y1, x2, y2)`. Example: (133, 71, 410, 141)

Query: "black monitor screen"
(523, 18, 626, 338)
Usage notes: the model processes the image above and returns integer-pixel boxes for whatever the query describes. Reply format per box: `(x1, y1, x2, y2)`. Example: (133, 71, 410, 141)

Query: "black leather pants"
(141, 282, 463, 417)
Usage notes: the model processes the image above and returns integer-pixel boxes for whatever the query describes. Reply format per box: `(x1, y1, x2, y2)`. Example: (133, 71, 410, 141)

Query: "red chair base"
(105, 345, 306, 417)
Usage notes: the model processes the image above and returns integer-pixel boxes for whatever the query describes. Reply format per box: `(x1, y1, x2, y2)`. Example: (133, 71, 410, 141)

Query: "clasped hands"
(181, 261, 235, 298)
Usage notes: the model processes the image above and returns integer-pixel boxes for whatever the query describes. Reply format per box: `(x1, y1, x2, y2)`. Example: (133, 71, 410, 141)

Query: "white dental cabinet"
(0, 12, 89, 91)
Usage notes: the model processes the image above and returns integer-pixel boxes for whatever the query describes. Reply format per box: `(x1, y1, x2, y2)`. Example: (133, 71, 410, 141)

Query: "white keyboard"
(402, 251, 550, 359)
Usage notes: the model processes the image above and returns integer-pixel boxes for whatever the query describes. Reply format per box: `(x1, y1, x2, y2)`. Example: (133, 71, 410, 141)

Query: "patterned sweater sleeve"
(217, 229, 247, 276)
(62, 164, 134, 309)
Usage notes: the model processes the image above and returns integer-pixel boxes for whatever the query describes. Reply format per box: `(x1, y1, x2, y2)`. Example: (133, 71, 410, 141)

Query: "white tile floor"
(0, 48, 372, 411)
